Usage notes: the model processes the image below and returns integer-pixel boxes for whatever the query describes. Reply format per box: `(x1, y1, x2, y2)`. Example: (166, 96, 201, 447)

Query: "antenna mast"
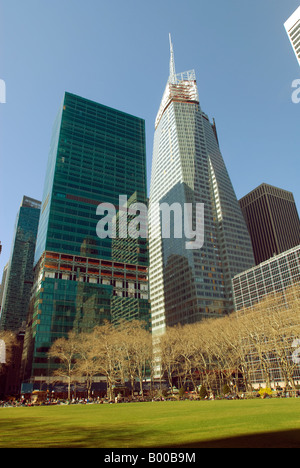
(169, 33, 176, 84)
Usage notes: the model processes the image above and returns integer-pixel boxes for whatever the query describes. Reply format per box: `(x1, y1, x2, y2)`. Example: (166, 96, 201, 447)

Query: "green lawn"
(1, 399, 300, 448)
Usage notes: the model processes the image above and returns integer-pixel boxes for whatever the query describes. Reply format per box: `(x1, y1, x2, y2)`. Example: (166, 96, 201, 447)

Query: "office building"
(232, 244, 300, 311)
(21, 92, 150, 386)
(232, 245, 300, 388)
(0, 196, 41, 332)
(284, 6, 300, 66)
(239, 183, 300, 265)
(0, 263, 8, 313)
(149, 37, 255, 336)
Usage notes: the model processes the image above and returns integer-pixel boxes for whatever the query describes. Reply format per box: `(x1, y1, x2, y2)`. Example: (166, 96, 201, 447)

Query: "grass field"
(1, 399, 300, 448)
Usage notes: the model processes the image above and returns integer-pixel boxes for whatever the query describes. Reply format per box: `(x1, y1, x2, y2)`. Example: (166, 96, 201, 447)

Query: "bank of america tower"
(149, 36, 255, 336)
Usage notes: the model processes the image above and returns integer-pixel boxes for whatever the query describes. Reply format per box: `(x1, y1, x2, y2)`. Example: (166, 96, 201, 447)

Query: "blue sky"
(0, 0, 299, 279)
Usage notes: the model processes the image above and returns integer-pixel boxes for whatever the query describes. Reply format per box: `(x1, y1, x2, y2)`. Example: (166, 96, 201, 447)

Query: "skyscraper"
(239, 183, 300, 265)
(284, 6, 300, 66)
(0, 263, 8, 314)
(21, 92, 150, 386)
(0, 196, 41, 332)
(149, 37, 255, 336)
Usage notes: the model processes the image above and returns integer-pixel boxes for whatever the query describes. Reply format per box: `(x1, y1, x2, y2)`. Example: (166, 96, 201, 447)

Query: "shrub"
(258, 387, 273, 398)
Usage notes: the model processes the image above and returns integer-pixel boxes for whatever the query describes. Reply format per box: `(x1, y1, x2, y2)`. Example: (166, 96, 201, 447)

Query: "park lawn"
(0, 399, 300, 448)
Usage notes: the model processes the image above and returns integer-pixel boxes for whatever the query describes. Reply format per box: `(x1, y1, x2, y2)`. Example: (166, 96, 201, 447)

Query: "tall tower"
(149, 37, 255, 336)
(21, 92, 150, 387)
(0, 196, 41, 332)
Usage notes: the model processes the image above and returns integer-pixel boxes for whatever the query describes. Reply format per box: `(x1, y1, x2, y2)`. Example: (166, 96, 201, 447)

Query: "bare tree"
(117, 320, 153, 397)
(260, 287, 300, 392)
(235, 284, 300, 391)
(158, 326, 181, 391)
(131, 324, 152, 398)
(48, 284, 300, 399)
(74, 331, 104, 399)
(239, 301, 274, 388)
(48, 331, 79, 399)
(91, 322, 122, 401)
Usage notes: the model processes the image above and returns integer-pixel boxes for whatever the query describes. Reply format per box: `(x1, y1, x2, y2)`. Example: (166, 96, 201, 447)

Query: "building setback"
(239, 183, 300, 265)
(0, 196, 41, 332)
(21, 92, 150, 386)
(149, 37, 255, 336)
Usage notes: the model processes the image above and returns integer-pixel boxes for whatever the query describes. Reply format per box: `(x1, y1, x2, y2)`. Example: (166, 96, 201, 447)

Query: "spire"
(169, 33, 176, 84)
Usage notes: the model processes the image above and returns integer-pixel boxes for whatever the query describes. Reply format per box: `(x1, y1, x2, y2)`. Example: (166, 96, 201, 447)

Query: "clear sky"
(0, 0, 299, 280)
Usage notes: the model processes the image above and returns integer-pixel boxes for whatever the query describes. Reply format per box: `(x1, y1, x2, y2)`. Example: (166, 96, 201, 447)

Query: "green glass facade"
(22, 92, 150, 383)
(34, 92, 148, 264)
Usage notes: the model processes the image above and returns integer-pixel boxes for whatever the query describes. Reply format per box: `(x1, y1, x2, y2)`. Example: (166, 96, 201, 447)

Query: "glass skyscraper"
(149, 37, 255, 336)
(0, 196, 41, 332)
(21, 92, 150, 385)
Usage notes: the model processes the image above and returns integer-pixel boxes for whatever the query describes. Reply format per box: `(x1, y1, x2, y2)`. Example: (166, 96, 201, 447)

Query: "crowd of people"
(1, 386, 300, 407)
